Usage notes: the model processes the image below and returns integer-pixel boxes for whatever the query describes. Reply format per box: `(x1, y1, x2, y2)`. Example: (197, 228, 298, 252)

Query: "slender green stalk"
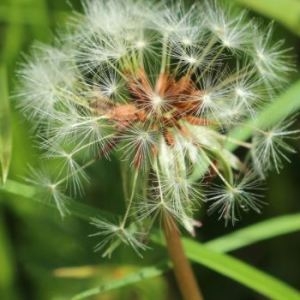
(121, 170, 139, 227)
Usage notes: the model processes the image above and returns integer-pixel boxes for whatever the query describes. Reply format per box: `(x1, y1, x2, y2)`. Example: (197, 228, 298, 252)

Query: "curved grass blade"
(233, 0, 300, 36)
(182, 238, 300, 300)
(205, 213, 300, 253)
(71, 261, 170, 300)
(0, 180, 111, 221)
(0, 66, 12, 184)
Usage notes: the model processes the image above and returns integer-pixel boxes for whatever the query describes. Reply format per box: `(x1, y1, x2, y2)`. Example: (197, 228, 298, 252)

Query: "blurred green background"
(1, 0, 300, 299)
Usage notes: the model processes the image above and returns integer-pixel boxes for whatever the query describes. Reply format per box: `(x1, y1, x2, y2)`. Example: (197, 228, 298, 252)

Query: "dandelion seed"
(42, 144, 89, 195)
(252, 119, 300, 174)
(89, 218, 148, 258)
(25, 167, 70, 217)
(251, 24, 293, 89)
(207, 174, 265, 226)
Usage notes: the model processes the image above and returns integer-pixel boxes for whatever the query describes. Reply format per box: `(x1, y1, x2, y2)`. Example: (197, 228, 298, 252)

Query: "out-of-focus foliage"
(0, 0, 300, 299)
(234, 0, 300, 36)
(0, 66, 12, 184)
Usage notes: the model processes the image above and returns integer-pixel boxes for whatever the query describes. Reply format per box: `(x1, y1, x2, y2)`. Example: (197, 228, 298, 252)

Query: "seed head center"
(151, 94, 164, 109)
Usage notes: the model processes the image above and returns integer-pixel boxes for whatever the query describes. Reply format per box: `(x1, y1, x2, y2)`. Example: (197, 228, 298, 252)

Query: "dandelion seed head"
(17, 0, 297, 256)
(135, 40, 147, 50)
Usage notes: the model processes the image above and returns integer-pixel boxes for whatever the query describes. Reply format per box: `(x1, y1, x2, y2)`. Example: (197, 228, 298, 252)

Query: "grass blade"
(205, 214, 300, 253)
(182, 239, 300, 300)
(233, 0, 300, 36)
(0, 66, 12, 184)
(0, 180, 112, 220)
(71, 262, 170, 300)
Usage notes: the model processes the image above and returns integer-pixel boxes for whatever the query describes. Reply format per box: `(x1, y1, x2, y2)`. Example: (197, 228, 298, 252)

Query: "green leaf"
(182, 238, 300, 300)
(205, 213, 300, 253)
(0, 180, 112, 220)
(29, 0, 51, 41)
(0, 0, 24, 67)
(232, 0, 300, 36)
(0, 5, 68, 25)
(226, 80, 300, 151)
(71, 261, 170, 300)
(0, 65, 12, 184)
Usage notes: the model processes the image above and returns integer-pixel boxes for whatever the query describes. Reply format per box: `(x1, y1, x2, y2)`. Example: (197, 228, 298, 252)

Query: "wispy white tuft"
(25, 166, 70, 217)
(252, 119, 300, 174)
(207, 174, 265, 226)
(89, 218, 148, 258)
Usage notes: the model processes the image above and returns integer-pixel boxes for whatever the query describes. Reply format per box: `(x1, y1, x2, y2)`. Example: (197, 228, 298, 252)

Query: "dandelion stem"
(163, 214, 204, 300)
(120, 161, 130, 202)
